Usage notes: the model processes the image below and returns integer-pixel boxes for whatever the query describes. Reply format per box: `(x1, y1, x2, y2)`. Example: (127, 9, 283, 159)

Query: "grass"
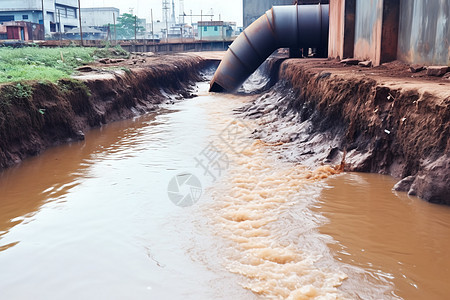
(0, 45, 129, 83)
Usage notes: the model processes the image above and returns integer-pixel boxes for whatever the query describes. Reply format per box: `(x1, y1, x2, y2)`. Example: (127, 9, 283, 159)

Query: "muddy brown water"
(0, 81, 449, 299)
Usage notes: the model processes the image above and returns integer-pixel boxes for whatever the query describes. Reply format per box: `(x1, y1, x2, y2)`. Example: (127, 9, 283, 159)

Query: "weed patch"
(0, 45, 129, 83)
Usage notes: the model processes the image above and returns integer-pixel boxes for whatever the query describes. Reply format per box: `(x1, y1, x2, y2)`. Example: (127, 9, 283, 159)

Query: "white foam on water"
(198, 92, 352, 299)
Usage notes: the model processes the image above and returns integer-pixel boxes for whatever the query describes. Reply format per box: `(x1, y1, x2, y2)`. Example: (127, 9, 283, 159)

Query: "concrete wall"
(397, 0, 450, 66)
(121, 40, 232, 53)
(55, 0, 78, 7)
(0, 0, 54, 11)
(0, 11, 41, 24)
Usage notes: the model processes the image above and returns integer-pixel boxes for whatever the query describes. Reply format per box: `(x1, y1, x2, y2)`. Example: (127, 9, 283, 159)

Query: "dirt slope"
(0, 53, 218, 170)
(239, 58, 449, 204)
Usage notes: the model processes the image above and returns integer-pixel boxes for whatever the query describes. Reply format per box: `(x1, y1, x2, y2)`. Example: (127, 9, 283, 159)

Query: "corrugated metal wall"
(397, 0, 449, 66)
(353, 0, 383, 64)
(328, 0, 355, 59)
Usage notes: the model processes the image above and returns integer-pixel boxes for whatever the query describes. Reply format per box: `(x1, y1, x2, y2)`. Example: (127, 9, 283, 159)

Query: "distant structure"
(65, 26, 106, 40)
(197, 21, 234, 41)
(242, 0, 329, 28)
(171, 0, 176, 24)
(0, 0, 79, 35)
(0, 21, 44, 41)
(179, 0, 185, 24)
(162, 0, 170, 25)
(81, 7, 119, 27)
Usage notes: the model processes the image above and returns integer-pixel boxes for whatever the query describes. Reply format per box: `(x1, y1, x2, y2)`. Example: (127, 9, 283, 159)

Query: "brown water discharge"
(1, 80, 450, 299)
(316, 174, 450, 299)
(199, 94, 352, 298)
(0, 86, 255, 300)
(199, 85, 450, 299)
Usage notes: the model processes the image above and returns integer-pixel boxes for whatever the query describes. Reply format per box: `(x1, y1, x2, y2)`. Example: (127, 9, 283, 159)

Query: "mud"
(0, 53, 219, 170)
(238, 58, 449, 204)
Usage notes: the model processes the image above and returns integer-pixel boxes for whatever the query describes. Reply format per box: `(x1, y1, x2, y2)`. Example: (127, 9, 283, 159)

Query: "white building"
(0, 0, 79, 34)
(80, 7, 119, 27)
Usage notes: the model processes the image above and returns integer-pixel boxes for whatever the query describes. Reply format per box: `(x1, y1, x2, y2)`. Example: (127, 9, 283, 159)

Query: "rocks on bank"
(0, 53, 219, 170)
(239, 59, 449, 204)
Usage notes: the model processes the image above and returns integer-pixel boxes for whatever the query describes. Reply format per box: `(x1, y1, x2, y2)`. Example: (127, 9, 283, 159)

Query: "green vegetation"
(0, 47, 94, 83)
(115, 13, 145, 39)
(0, 45, 129, 83)
(93, 44, 129, 58)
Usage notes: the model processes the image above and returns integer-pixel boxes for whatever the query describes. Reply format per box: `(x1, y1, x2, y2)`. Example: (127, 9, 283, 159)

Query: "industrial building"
(80, 7, 119, 28)
(0, 0, 79, 35)
(198, 21, 234, 41)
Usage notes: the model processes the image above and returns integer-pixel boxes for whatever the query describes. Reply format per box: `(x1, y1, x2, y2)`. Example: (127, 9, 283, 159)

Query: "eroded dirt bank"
(0, 53, 219, 170)
(239, 59, 449, 204)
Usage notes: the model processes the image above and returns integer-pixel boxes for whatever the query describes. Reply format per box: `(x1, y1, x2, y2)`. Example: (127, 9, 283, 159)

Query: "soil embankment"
(240, 59, 449, 204)
(0, 53, 220, 170)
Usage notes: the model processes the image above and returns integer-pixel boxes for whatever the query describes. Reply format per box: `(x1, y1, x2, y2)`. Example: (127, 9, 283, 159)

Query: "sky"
(80, 0, 244, 27)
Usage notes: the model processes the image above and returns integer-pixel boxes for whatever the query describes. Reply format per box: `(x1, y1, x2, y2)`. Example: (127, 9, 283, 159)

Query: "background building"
(0, 0, 78, 35)
(81, 7, 119, 27)
(197, 21, 234, 41)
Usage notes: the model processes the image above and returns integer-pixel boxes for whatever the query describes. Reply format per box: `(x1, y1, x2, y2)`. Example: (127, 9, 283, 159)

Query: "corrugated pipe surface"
(210, 4, 329, 92)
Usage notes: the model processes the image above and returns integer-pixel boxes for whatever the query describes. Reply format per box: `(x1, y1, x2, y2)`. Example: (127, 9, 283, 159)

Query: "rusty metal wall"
(328, 0, 355, 59)
(397, 0, 450, 66)
(328, 0, 345, 58)
(353, 0, 383, 64)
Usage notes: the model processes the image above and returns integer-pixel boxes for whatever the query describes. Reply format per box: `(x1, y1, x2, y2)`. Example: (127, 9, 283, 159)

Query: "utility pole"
(171, 0, 175, 24)
(41, 0, 45, 38)
(134, 15, 137, 51)
(113, 12, 117, 45)
(107, 23, 110, 42)
(179, 0, 185, 24)
(78, 0, 83, 46)
(200, 10, 202, 51)
(221, 19, 225, 51)
(180, 26, 183, 45)
(58, 9, 61, 45)
(151, 9, 154, 45)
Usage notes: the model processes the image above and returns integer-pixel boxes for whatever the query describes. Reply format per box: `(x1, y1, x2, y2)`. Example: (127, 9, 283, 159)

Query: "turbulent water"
(1, 77, 450, 300)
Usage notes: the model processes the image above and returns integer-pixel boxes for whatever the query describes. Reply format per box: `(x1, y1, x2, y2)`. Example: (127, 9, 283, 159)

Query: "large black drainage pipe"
(209, 4, 329, 93)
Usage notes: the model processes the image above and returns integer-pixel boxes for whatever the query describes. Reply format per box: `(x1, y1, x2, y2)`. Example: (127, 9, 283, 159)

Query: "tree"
(115, 13, 145, 40)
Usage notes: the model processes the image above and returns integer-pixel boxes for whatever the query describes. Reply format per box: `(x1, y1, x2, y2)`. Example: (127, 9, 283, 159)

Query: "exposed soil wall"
(240, 59, 449, 204)
(0, 54, 217, 170)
